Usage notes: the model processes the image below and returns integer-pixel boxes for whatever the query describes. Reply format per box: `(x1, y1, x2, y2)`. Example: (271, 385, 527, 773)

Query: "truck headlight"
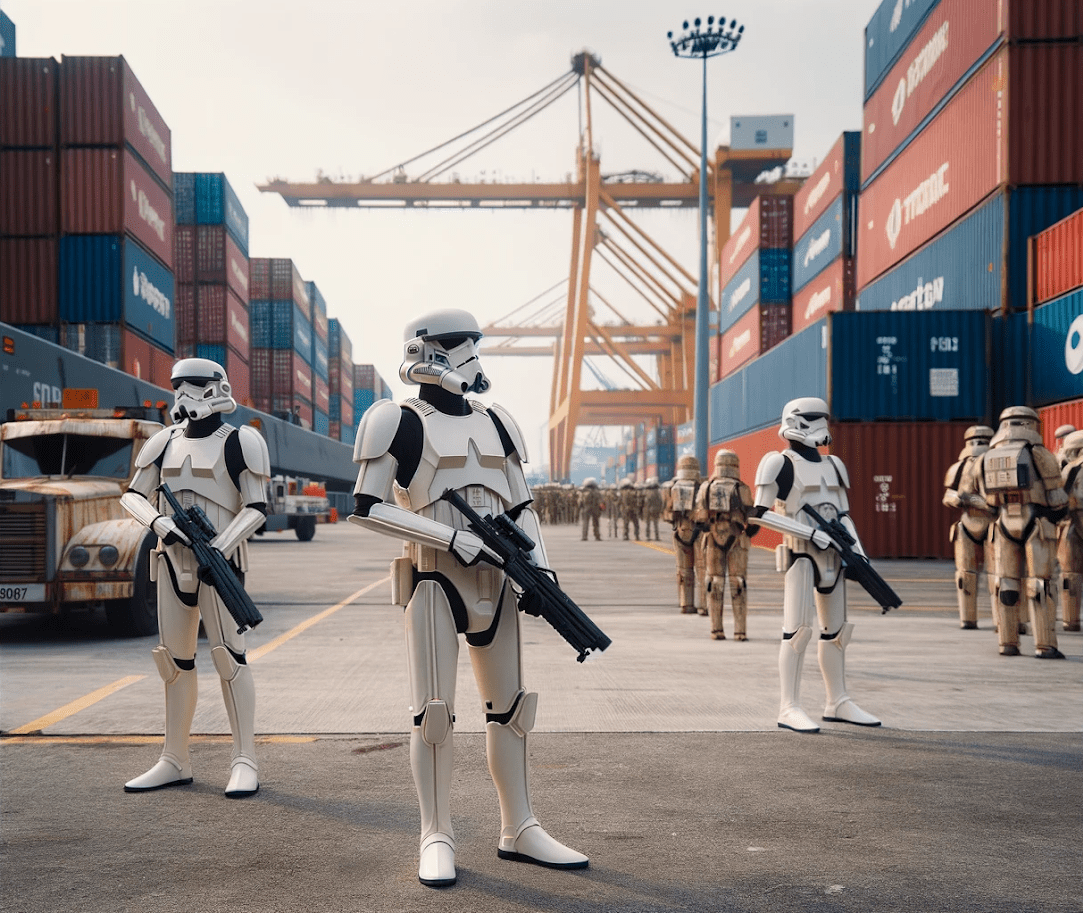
(68, 546, 90, 568)
(99, 545, 120, 567)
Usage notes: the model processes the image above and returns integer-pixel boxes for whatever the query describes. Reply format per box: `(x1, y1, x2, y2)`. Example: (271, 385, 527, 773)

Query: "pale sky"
(4, 0, 882, 465)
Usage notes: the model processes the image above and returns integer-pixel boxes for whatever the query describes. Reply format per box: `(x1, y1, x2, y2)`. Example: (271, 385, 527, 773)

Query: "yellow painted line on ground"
(7, 675, 146, 735)
(635, 541, 674, 555)
(2, 734, 318, 746)
(248, 576, 390, 663)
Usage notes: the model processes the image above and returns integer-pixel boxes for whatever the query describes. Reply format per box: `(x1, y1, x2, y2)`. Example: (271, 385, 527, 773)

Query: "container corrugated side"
(864, 0, 942, 100)
(269, 259, 310, 318)
(0, 57, 58, 148)
(792, 193, 854, 295)
(1039, 397, 1083, 450)
(329, 318, 352, 361)
(1031, 290, 1083, 407)
(195, 224, 249, 301)
(718, 195, 794, 288)
(861, 0, 1006, 185)
(249, 258, 270, 299)
(307, 281, 329, 342)
(0, 238, 58, 323)
(990, 311, 1027, 416)
(1009, 0, 1083, 39)
(123, 236, 175, 352)
(194, 173, 249, 255)
(196, 284, 250, 356)
(793, 132, 860, 241)
(313, 335, 329, 382)
(719, 249, 790, 334)
(175, 283, 195, 345)
(791, 257, 855, 334)
(719, 303, 790, 379)
(857, 48, 1006, 290)
(314, 376, 330, 414)
(1035, 207, 1083, 306)
(0, 149, 57, 236)
(828, 309, 987, 422)
(173, 172, 195, 224)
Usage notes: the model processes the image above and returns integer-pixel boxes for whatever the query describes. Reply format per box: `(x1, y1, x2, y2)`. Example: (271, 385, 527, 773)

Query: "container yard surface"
(2, 521, 1080, 913)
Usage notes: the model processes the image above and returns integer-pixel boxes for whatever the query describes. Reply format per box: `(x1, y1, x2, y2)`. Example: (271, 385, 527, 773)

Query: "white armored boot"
(1028, 579, 1065, 660)
(819, 624, 881, 726)
(777, 626, 819, 732)
(125, 647, 196, 791)
(488, 692, 588, 869)
(212, 645, 260, 797)
(413, 701, 456, 887)
(956, 569, 979, 629)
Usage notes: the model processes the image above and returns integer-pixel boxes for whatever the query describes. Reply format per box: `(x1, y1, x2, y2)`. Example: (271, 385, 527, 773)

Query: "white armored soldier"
(959, 406, 1068, 658)
(1058, 430, 1083, 632)
(664, 455, 702, 614)
(943, 425, 995, 629)
(348, 309, 588, 887)
(752, 397, 881, 733)
(120, 358, 271, 797)
(695, 450, 756, 641)
(1054, 424, 1077, 468)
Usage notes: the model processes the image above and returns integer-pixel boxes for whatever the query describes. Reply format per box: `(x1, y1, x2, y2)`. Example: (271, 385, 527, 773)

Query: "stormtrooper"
(120, 357, 271, 796)
(1058, 430, 1083, 632)
(695, 450, 756, 641)
(348, 309, 588, 887)
(664, 455, 702, 614)
(960, 406, 1068, 658)
(942, 425, 995, 629)
(752, 397, 881, 733)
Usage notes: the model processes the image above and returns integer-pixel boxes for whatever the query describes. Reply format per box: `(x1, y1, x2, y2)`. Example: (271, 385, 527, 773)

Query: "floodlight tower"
(668, 15, 743, 470)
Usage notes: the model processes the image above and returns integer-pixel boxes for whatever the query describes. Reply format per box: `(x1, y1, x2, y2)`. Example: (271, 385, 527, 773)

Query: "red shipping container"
(794, 133, 854, 241)
(338, 396, 354, 428)
(61, 147, 174, 268)
(719, 195, 794, 288)
(121, 326, 152, 380)
(0, 57, 59, 148)
(0, 150, 57, 236)
(861, 0, 1006, 184)
(272, 350, 312, 402)
(58, 56, 172, 188)
(354, 364, 375, 389)
(249, 258, 271, 299)
(174, 225, 195, 284)
(195, 225, 250, 302)
(0, 238, 58, 324)
(269, 258, 310, 318)
(719, 303, 791, 379)
(1008, 0, 1083, 39)
(791, 257, 855, 334)
(1035, 208, 1083, 305)
(313, 307, 328, 343)
(250, 348, 271, 400)
(330, 356, 355, 398)
(149, 342, 174, 391)
(224, 346, 251, 407)
(1039, 397, 1083, 451)
(196, 284, 250, 356)
(314, 375, 330, 413)
(175, 283, 196, 345)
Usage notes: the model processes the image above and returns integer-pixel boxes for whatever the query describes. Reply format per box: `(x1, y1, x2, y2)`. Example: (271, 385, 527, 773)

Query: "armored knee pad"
(210, 644, 246, 682)
(783, 624, 813, 653)
(487, 689, 538, 739)
(417, 699, 453, 746)
(151, 644, 190, 684)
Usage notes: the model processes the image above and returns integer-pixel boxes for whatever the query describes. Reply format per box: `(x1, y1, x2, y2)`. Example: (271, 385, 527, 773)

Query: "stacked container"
(249, 258, 313, 425)
(716, 195, 794, 379)
(642, 425, 675, 483)
(353, 364, 391, 424)
(173, 172, 252, 404)
(328, 318, 355, 444)
(0, 56, 59, 338)
(307, 282, 330, 436)
(50, 56, 176, 386)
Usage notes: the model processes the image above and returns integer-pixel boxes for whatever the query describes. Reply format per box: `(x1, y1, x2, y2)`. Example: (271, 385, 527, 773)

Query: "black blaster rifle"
(440, 488, 611, 663)
(801, 503, 902, 613)
(159, 483, 264, 634)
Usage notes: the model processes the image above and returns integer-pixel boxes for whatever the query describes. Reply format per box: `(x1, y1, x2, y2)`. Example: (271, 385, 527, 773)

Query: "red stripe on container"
(1035, 208, 1083, 305)
(0, 57, 58, 148)
(0, 238, 59, 324)
(719, 303, 791, 379)
(0, 150, 58, 236)
(791, 257, 855, 335)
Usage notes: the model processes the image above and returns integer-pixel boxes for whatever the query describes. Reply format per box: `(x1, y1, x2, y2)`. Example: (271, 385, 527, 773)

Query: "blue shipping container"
(792, 194, 854, 296)
(829, 310, 987, 422)
(313, 335, 329, 381)
(195, 343, 226, 364)
(1031, 291, 1083, 408)
(250, 300, 271, 348)
(992, 311, 1028, 414)
(329, 397, 341, 421)
(313, 410, 329, 437)
(863, 0, 941, 100)
(0, 11, 16, 58)
(329, 318, 352, 361)
(341, 421, 359, 445)
(194, 173, 250, 255)
(719, 248, 791, 334)
(354, 387, 376, 419)
(856, 188, 1083, 314)
(307, 281, 326, 318)
(173, 173, 196, 224)
(265, 300, 312, 362)
(124, 238, 176, 352)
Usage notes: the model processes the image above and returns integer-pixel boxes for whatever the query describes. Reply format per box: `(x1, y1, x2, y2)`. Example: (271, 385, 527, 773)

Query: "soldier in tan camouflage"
(663, 456, 702, 613)
(642, 477, 663, 541)
(578, 478, 604, 542)
(619, 477, 641, 541)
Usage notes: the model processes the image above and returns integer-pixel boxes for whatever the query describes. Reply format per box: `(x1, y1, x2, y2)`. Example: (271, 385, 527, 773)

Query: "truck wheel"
(295, 517, 317, 542)
(106, 534, 159, 637)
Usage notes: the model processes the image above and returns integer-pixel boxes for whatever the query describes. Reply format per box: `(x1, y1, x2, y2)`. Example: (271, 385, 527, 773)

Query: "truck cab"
(0, 405, 165, 636)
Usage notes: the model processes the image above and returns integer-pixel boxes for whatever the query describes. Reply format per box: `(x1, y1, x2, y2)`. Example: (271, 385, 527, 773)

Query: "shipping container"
(173, 171, 195, 224)
(329, 317, 352, 361)
(313, 411, 329, 437)
(59, 56, 172, 188)
(120, 326, 172, 383)
(330, 356, 354, 398)
(59, 321, 121, 366)
(340, 422, 357, 445)
(194, 173, 249, 255)
(719, 248, 791, 334)
(1034, 206, 1083, 306)
(313, 334, 329, 381)
(719, 302, 791, 379)
(354, 363, 376, 389)
(307, 281, 328, 342)
(857, 187, 1083, 312)
(173, 224, 195, 284)
(792, 257, 855, 334)
(58, 235, 175, 351)
(861, 0, 1004, 185)
(792, 193, 855, 295)
(1039, 396, 1083, 451)
(0, 57, 57, 148)
(718, 195, 794, 288)
(196, 284, 250, 356)
(864, 0, 942, 100)
(11, 324, 60, 344)
(249, 258, 270, 299)
(0, 237, 58, 324)
(1008, 0, 1083, 39)
(354, 386, 376, 419)
(190, 343, 250, 406)
(175, 282, 195, 344)
(249, 299, 313, 362)
(314, 375, 330, 414)
(267, 258, 310, 318)
(792, 132, 860, 241)
(195, 224, 249, 301)
(1031, 290, 1083, 407)
(61, 147, 174, 268)
(272, 349, 313, 403)
(0, 150, 57, 236)
(0, 12, 16, 59)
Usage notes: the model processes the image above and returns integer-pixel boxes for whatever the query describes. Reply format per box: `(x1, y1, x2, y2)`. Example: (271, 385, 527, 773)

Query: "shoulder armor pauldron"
(236, 424, 271, 476)
(136, 425, 182, 469)
(354, 399, 405, 462)
(488, 401, 529, 463)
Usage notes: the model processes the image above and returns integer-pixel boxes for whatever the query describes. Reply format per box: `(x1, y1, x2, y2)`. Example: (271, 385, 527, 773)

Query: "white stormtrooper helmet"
(991, 405, 1041, 447)
(959, 425, 994, 461)
(169, 357, 236, 423)
(712, 449, 740, 480)
(399, 308, 491, 396)
(779, 397, 832, 447)
(620, 476, 635, 489)
(1062, 430, 1083, 464)
(675, 455, 700, 481)
(581, 477, 598, 489)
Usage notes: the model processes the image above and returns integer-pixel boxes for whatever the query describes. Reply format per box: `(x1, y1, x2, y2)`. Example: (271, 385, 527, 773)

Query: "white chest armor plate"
(778, 451, 845, 520)
(158, 425, 242, 528)
(400, 399, 512, 524)
(670, 478, 698, 513)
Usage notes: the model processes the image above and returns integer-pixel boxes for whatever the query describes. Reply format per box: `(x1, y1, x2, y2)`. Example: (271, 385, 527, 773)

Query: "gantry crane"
(260, 51, 799, 479)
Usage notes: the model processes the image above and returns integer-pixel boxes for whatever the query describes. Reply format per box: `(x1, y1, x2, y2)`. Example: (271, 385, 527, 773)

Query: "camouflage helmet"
(712, 449, 740, 479)
(676, 454, 700, 481)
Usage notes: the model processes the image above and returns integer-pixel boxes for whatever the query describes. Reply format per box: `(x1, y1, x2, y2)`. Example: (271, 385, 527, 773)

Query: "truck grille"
(0, 505, 47, 580)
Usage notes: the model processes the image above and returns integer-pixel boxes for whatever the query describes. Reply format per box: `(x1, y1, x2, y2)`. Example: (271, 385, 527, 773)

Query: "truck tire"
(106, 534, 159, 637)
(295, 516, 317, 541)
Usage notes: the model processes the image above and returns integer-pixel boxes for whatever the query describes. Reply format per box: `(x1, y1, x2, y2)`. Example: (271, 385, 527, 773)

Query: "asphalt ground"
(2, 521, 1081, 912)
